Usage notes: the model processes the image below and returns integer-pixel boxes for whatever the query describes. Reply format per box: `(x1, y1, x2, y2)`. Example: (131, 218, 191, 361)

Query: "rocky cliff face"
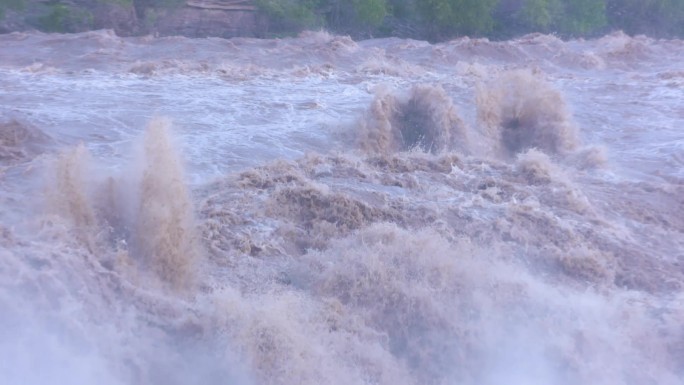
(150, 7, 260, 38)
(0, 0, 261, 38)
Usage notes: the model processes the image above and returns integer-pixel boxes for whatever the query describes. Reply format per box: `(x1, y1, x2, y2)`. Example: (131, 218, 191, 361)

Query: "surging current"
(0, 29, 683, 385)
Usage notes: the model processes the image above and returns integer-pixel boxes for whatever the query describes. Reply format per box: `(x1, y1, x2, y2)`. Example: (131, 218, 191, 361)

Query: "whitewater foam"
(476, 70, 580, 157)
(358, 84, 468, 154)
(0, 119, 52, 165)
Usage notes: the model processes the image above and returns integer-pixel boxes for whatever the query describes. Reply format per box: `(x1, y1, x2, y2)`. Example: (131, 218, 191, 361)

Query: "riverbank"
(0, 0, 264, 38)
(2, 0, 683, 41)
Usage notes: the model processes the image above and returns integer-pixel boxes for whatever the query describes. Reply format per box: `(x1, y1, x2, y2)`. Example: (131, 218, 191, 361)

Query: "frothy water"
(476, 70, 579, 157)
(0, 30, 683, 385)
(359, 84, 468, 154)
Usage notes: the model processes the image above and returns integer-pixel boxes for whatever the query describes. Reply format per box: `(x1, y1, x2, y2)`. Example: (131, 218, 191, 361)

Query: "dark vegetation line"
(261, 0, 684, 40)
(1, 0, 683, 40)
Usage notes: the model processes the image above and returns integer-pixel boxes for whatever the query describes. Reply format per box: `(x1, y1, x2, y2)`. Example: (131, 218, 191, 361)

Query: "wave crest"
(476, 70, 580, 156)
(359, 84, 468, 154)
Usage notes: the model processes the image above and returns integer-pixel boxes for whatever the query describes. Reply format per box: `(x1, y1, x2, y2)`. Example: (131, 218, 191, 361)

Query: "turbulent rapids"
(0, 30, 683, 385)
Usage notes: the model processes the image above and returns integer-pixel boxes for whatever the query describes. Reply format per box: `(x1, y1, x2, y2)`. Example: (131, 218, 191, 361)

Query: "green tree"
(36, 3, 94, 32)
(388, 0, 414, 19)
(353, 0, 387, 28)
(256, 0, 324, 32)
(520, 0, 561, 30)
(607, 0, 684, 37)
(0, 0, 24, 19)
(417, 0, 499, 38)
(558, 0, 606, 36)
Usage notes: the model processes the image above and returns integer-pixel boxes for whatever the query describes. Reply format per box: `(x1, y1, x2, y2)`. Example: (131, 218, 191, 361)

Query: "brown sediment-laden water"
(0, 29, 683, 385)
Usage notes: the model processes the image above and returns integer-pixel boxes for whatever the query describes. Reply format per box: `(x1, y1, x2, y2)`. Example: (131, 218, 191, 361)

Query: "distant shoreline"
(1, 0, 683, 42)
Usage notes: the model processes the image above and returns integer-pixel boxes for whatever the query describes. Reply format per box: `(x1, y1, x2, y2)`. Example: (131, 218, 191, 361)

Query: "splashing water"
(358, 84, 468, 154)
(476, 70, 580, 157)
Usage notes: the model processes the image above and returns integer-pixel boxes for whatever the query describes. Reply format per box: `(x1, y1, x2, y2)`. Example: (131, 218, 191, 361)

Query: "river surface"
(0, 29, 683, 385)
